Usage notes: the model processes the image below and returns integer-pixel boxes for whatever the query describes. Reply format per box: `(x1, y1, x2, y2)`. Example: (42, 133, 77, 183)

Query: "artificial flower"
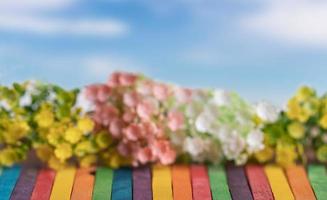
(275, 143, 298, 167)
(317, 145, 327, 162)
(54, 143, 73, 162)
(64, 127, 83, 144)
(287, 122, 305, 139)
(2, 75, 327, 170)
(255, 101, 279, 123)
(254, 146, 274, 163)
(77, 117, 95, 134)
(319, 114, 327, 129)
(85, 72, 177, 166)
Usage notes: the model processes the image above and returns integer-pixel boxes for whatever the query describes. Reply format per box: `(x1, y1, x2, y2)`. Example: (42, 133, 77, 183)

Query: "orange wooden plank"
(71, 168, 96, 200)
(172, 165, 192, 200)
(285, 165, 316, 200)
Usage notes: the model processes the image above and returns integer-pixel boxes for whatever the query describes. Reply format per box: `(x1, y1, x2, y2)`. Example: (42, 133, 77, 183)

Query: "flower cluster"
(168, 89, 279, 165)
(259, 86, 327, 166)
(84, 72, 178, 167)
(0, 81, 38, 167)
(2, 73, 327, 170)
(0, 81, 106, 170)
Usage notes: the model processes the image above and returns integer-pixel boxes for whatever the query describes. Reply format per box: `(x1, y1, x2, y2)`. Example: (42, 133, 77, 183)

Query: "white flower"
(215, 126, 230, 141)
(185, 102, 202, 118)
(19, 80, 40, 107)
(19, 93, 32, 107)
(235, 113, 252, 126)
(75, 89, 95, 113)
(255, 101, 279, 123)
(183, 137, 206, 158)
(25, 80, 38, 94)
(222, 130, 246, 160)
(212, 89, 230, 106)
(0, 100, 10, 110)
(235, 153, 248, 165)
(195, 113, 210, 133)
(195, 109, 218, 133)
(246, 129, 264, 153)
(47, 90, 57, 102)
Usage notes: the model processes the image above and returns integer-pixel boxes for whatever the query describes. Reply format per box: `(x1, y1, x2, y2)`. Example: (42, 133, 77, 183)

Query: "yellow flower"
(254, 146, 274, 163)
(37, 128, 50, 140)
(47, 131, 61, 146)
(297, 111, 311, 123)
(295, 86, 315, 101)
(77, 117, 94, 134)
(287, 122, 305, 139)
(321, 98, 327, 113)
(317, 145, 327, 162)
(302, 98, 320, 116)
(74, 140, 95, 157)
(286, 97, 301, 120)
(319, 114, 327, 129)
(95, 131, 112, 149)
(101, 149, 131, 168)
(64, 127, 83, 144)
(108, 154, 122, 168)
(252, 115, 263, 126)
(296, 143, 306, 163)
(4, 119, 30, 144)
(35, 106, 54, 128)
(276, 143, 298, 167)
(54, 143, 73, 162)
(79, 155, 97, 167)
(0, 148, 19, 167)
(48, 156, 67, 170)
(35, 145, 53, 162)
(286, 97, 313, 123)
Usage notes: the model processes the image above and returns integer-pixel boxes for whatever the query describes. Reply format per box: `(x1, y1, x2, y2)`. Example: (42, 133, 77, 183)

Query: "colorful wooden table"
(0, 164, 325, 200)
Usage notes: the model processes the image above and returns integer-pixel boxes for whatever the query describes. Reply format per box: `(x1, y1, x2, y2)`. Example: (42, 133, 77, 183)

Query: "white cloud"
(241, 0, 327, 46)
(0, 14, 129, 37)
(0, 0, 129, 37)
(0, 0, 74, 12)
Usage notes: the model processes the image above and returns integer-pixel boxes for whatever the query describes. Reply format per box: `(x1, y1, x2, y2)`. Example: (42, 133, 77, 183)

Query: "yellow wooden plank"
(264, 165, 294, 200)
(152, 165, 173, 200)
(50, 167, 76, 200)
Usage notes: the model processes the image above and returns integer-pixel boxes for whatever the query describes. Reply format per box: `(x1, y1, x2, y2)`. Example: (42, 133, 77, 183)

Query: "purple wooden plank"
(226, 165, 253, 200)
(133, 166, 152, 200)
(10, 168, 38, 200)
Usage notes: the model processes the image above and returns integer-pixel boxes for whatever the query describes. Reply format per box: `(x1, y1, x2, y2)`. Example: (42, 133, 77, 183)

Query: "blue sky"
(0, 0, 327, 105)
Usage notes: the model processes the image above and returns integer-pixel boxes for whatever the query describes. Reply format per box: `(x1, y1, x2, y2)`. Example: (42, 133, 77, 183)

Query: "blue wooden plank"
(112, 168, 132, 200)
(0, 166, 22, 200)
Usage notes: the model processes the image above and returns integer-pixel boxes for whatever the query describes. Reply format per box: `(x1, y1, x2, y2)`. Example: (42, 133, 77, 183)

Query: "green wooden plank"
(92, 167, 113, 200)
(308, 165, 327, 200)
(208, 165, 232, 200)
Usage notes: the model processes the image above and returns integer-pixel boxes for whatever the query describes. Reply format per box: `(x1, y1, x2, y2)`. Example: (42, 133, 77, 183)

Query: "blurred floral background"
(1, 0, 327, 103)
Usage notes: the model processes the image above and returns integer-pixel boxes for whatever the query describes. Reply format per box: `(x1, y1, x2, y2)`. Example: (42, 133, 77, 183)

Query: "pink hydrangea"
(167, 110, 185, 131)
(85, 71, 179, 166)
(153, 83, 170, 101)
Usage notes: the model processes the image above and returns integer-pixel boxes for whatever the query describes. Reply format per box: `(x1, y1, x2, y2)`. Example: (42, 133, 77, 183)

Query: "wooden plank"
(226, 165, 253, 200)
(264, 165, 294, 200)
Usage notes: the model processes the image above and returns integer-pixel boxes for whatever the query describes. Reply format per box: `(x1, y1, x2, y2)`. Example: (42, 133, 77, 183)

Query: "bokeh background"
(1, 0, 327, 104)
